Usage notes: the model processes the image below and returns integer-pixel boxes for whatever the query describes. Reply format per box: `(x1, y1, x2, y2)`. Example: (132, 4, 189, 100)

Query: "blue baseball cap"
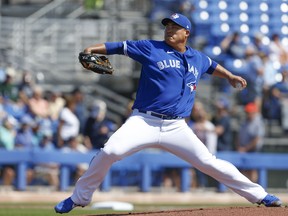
(161, 13, 192, 31)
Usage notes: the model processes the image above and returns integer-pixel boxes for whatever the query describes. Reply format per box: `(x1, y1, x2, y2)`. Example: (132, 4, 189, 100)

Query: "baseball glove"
(78, 52, 114, 75)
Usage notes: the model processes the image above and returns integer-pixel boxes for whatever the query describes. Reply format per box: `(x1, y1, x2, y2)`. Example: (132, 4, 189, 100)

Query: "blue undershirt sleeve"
(207, 61, 218, 74)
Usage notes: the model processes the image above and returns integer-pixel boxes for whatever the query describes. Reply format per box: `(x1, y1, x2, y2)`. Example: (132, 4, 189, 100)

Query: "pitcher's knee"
(194, 155, 218, 171)
(101, 148, 123, 162)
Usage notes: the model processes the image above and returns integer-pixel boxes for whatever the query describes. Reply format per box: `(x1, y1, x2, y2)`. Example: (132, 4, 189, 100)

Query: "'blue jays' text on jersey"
(105, 40, 218, 117)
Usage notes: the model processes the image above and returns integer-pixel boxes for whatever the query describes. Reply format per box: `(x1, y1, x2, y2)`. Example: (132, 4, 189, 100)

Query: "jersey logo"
(166, 51, 174, 54)
(187, 82, 197, 93)
(157, 60, 180, 70)
(188, 64, 199, 78)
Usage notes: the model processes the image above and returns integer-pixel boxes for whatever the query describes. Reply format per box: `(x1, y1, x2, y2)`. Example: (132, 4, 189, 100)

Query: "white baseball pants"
(71, 110, 267, 206)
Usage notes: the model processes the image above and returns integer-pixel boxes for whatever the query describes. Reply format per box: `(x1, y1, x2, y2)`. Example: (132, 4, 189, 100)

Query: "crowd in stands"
(0, 34, 287, 191)
(0, 0, 288, 191)
(0, 66, 118, 188)
(218, 31, 288, 135)
(0, 60, 270, 191)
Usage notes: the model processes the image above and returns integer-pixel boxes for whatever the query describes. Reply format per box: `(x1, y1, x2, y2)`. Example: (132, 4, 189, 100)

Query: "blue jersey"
(105, 40, 217, 117)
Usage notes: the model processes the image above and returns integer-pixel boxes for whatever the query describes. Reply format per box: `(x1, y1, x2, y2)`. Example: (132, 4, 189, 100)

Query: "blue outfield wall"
(0, 149, 288, 192)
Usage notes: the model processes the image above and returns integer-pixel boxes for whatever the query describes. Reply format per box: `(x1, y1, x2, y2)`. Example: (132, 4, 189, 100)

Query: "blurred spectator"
(83, 99, 117, 150)
(220, 32, 246, 59)
(5, 115, 36, 186)
(237, 103, 265, 152)
(38, 131, 55, 149)
(239, 46, 264, 108)
(0, 115, 16, 186)
(0, 68, 18, 101)
(248, 32, 269, 56)
(262, 85, 282, 128)
(46, 89, 65, 138)
(0, 166, 15, 186)
(189, 101, 217, 188)
(3, 91, 29, 121)
(71, 87, 88, 135)
(261, 53, 283, 127)
(61, 135, 89, 184)
(269, 33, 288, 65)
(4, 64, 16, 78)
(28, 86, 49, 118)
(212, 97, 233, 151)
(14, 115, 39, 149)
(33, 131, 59, 188)
(236, 102, 265, 183)
(38, 131, 55, 150)
(31, 119, 48, 147)
(218, 32, 246, 93)
(272, 65, 288, 94)
(35, 117, 54, 142)
(0, 96, 7, 122)
(0, 116, 17, 150)
(260, 51, 280, 92)
(191, 101, 217, 154)
(18, 71, 35, 102)
(266, 65, 288, 133)
(57, 96, 80, 148)
(47, 90, 65, 121)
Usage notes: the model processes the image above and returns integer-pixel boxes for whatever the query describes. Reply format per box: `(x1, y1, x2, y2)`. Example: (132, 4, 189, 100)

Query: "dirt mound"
(89, 206, 288, 216)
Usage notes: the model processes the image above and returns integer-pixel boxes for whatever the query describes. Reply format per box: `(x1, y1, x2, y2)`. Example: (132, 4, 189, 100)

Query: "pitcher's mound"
(89, 206, 288, 216)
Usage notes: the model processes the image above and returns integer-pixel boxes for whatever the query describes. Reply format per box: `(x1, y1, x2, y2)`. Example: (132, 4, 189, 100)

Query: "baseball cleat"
(54, 197, 83, 213)
(258, 194, 282, 207)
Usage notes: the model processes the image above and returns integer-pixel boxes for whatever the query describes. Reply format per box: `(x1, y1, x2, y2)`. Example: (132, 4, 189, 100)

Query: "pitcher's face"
(164, 21, 189, 48)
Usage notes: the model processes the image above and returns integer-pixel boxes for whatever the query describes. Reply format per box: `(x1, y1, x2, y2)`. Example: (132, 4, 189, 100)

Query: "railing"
(1, 149, 288, 192)
(26, 0, 68, 22)
(0, 16, 137, 122)
(0, 16, 136, 80)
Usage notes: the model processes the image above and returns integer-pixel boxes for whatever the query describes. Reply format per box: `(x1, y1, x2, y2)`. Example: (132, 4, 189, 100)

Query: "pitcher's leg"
(197, 156, 267, 203)
(161, 122, 267, 203)
(70, 115, 162, 206)
(71, 150, 117, 206)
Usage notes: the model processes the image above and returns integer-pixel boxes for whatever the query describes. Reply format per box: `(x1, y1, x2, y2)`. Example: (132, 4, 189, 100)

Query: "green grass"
(0, 203, 115, 216)
(0, 203, 112, 216)
(0, 203, 250, 216)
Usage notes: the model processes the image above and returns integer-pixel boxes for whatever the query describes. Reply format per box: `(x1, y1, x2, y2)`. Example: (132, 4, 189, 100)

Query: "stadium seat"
(223, 58, 247, 76)
(211, 23, 231, 37)
(192, 10, 212, 25)
(203, 45, 226, 62)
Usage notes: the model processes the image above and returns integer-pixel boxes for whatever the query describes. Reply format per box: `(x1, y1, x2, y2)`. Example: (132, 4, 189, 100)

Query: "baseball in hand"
(235, 82, 244, 91)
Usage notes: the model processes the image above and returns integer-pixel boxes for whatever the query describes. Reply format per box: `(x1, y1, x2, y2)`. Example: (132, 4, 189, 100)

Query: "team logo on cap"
(171, 13, 179, 19)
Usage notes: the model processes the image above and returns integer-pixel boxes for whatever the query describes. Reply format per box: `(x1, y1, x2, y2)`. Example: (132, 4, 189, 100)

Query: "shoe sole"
(267, 201, 282, 207)
(54, 205, 84, 214)
(54, 207, 65, 214)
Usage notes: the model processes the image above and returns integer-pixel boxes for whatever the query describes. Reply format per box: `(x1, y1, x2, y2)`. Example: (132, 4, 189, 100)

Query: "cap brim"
(161, 18, 171, 26)
(161, 18, 190, 31)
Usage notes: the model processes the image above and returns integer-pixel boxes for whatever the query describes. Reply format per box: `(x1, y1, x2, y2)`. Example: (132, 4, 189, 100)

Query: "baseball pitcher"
(55, 13, 282, 213)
